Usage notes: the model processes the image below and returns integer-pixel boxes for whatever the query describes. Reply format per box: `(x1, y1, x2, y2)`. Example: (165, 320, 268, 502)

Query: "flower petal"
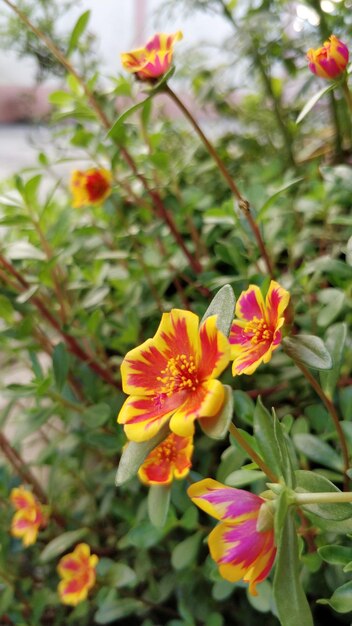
(138, 459, 173, 485)
(10, 487, 36, 511)
(118, 393, 182, 442)
(170, 379, 225, 437)
(145, 31, 183, 53)
(197, 315, 230, 380)
(235, 285, 265, 322)
(265, 281, 290, 328)
(231, 341, 272, 376)
(187, 478, 261, 522)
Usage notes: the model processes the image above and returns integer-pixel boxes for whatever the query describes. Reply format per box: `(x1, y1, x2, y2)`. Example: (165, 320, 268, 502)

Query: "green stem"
(294, 491, 352, 505)
(228, 422, 278, 483)
(341, 78, 352, 114)
(293, 360, 350, 489)
(163, 84, 274, 278)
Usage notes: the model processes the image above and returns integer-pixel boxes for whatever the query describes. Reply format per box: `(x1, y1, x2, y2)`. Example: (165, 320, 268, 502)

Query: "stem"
(294, 491, 352, 505)
(164, 84, 274, 278)
(1, 0, 202, 276)
(293, 360, 350, 489)
(342, 79, 352, 114)
(0, 432, 47, 503)
(228, 422, 278, 483)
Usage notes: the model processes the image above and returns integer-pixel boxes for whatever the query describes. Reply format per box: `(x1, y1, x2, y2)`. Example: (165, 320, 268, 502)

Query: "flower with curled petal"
(57, 543, 99, 606)
(10, 485, 48, 547)
(117, 309, 230, 442)
(307, 35, 349, 80)
(138, 432, 193, 485)
(121, 31, 183, 81)
(70, 168, 112, 208)
(229, 280, 290, 376)
(188, 478, 276, 595)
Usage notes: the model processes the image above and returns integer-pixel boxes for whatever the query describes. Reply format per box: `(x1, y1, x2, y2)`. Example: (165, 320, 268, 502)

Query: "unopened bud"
(256, 500, 275, 533)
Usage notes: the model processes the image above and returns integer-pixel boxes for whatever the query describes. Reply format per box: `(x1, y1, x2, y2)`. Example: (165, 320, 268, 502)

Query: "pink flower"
(307, 35, 349, 80)
(57, 543, 99, 606)
(121, 32, 183, 81)
(10, 486, 48, 547)
(188, 479, 276, 595)
(138, 433, 193, 485)
(229, 280, 290, 376)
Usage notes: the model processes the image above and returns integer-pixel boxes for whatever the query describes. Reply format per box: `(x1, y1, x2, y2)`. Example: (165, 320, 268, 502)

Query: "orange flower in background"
(188, 479, 276, 596)
(117, 309, 230, 442)
(57, 543, 99, 606)
(229, 280, 290, 376)
(70, 168, 112, 208)
(10, 486, 48, 547)
(307, 35, 349, 80)
(121, 31, 183, 80)
(138, 433, 193, 485)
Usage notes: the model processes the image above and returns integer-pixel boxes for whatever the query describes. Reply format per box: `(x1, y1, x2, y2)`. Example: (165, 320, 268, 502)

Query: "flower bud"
(307, 35, 349, 80)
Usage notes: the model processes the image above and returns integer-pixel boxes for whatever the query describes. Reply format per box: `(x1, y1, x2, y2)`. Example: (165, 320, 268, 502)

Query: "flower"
(138, 432, 193, 485)
(70, 168, 112, 208)
(307, 35, 349, 80)
(229, 280, 290, 376)
(57, 543, 99, 606)
(121, 31, 183, 81)
(10, 486, 48, 547)
(188, 478, 276, 595)
(117, 309, 230, 442)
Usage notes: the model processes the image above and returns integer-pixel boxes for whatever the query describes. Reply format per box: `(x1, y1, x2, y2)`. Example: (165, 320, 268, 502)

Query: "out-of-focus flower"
(57, 543, 99, 606)
(121, 31, 183, 81)
(117, 309, 230, 442)
(138, 432, 193, 485)
(70, 168, 112, 208)
(307, 35, 349, 80)
(229, 280, 290, 376)
(10, 486, 48, 547)
(188, 478, 276, 595)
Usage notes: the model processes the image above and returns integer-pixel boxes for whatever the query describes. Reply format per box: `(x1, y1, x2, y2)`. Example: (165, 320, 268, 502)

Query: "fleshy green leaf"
(258, 178, 303, 218)
(283, 335, 332, 370)
(253, 398, 282, 480)
(83, 403, 111, 428)
(201, 284, 235, 338)
(67, 10, 91, 56)
(296, 83, 336, 124)
(319, 323, 347, 400)
(273, 511, 314, 626)
(295, 470, 352, 520)
(52, 342, 69, 391)
(39, 528, 88, 563)
(317, 580, 352, 614)
(148, 484, 171, 528)
(199, 385, 233, 440)
(115, 424, 170, 486)
(225, 469, 264, 487)
(293, 435, 344, 473)
(318, 545, 352, 566)
(171, 531, 203, 570)
(108, 96, 153, 139)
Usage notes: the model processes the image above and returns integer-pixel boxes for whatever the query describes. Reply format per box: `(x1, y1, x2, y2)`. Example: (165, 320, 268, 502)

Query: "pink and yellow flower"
(138, 432, 193, 485)
(70, 168, 112, 208)
(188, 479, 276, 595)
(10, 486, 48, 547)
(117, 309, 230, 442)
(121, 31, 183, 81)
(229, 280, 290, 376)
(57, 543, 99, 606)
(307, 35, 349, 80)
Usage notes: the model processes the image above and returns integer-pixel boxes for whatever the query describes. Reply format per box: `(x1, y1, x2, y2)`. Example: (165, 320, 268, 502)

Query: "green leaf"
(233, 390, 255, 426)
(52, 342, 69, 391)
(96, 559, 137, 588)
(317, 580, 352, 614)
(201, 284, 235, 338)
(296, 83, 336, 124)
(6, 241, 46, 261)
(318, 545, 352, 566)
(247, 580, 272, 613)
(115, 424, 170, 486)
(39, 528, 88, 563)
(23, 174, 42, 206)
(83, 403, 111, 428)
(293, 435, 344, 472)
(317, 289, 345, 327)
(273, 412, 295, 487)
(283, 334, 332, 370)
(171, 531, 203, 570)
(253, 398, 282, 480)
(258, 178, 303, 218)
(95, 594, 144, 624)
(67, 10, 91, 55)
(199, 385, 233, 440)
(148, 485, 171, 528)
(295, 470, 352, 520)
(108, 96, 153, 139)
(319, 323, 347, 400)
(273, 511, 314, 626)
(225, 469, 264, 487)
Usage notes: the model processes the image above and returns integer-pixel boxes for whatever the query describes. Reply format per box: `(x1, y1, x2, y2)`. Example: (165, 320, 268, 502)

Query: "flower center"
(245, 317, 273, 345)
(155, 437, 178, 464)
(157, 354, 199, 396)
(86, 172, 109, 201)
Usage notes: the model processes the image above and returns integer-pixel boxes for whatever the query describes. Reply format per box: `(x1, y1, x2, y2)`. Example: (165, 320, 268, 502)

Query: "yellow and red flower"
(188, 479, 276, 595)
(229, 280, 290, 376)
(57, 543, 99, 606)
(138, 432, 193, 485)
(10, 486, 48, 547)
(70, 168, 112, 208)
(307, 35, 349, 80)
(117, 309, 230, 442)
(121, 31, 183, 81)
